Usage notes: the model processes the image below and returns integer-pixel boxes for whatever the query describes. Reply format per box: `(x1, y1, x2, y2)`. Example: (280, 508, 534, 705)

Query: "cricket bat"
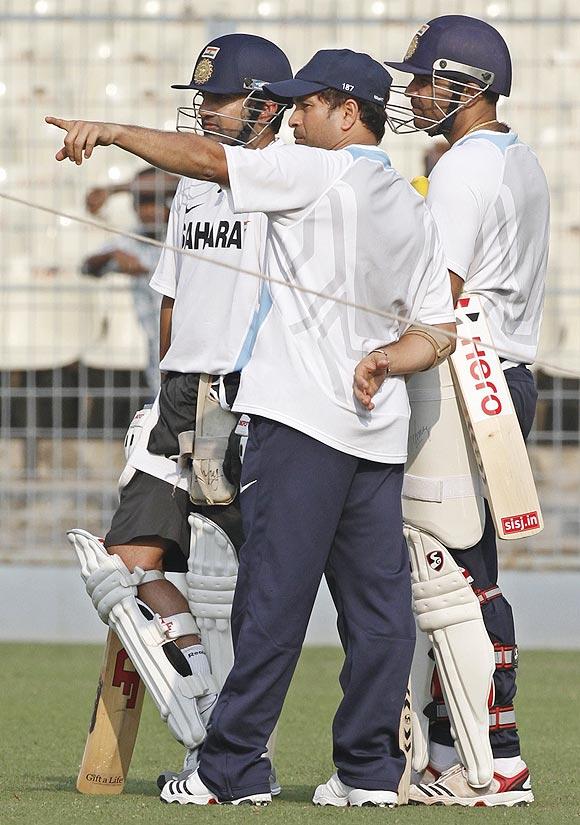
(397, 686, 412, 804)
(76, 629, 145, 794)
(450, 295, 543, 540)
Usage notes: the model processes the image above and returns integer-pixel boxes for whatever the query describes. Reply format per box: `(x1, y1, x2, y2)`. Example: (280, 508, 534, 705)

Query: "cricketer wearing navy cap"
(263, 48, 392, 150)
(384, 14, 511, 135)
(47, 42, 457, 808)
(172, 32, 292, 146)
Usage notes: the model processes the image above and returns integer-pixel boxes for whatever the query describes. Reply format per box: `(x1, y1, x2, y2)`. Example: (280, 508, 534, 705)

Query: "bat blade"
(76, 629, 145, 795)
(450, 295, 543, 540)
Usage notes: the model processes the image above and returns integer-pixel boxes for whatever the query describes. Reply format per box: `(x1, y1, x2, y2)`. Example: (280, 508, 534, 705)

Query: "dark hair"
(317, 87, 387, 141)
(474, 88, 509, 130)
(482, 90, 500, 105)
(251, 92, 286, 135)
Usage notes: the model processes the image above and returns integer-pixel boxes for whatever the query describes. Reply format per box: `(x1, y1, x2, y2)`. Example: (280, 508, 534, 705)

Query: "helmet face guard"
(386, 59, 495, 135)
(176, 80, 288, 146)
(171, 32, 293, 147)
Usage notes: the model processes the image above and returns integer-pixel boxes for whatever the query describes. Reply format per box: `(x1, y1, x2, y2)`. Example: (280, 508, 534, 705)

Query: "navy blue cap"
(264, 49, 392, 106)
(172, 33, 292, 95)
(385, 15, 512, 97)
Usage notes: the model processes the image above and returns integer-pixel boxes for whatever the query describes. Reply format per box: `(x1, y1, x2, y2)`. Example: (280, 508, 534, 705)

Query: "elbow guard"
(402, 325, 454, 369)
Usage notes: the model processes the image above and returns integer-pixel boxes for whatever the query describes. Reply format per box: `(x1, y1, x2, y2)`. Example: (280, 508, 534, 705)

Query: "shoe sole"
(161, 796, 270, 807)
(161, 795, 219, 805)
(409, 792, 534, 808)
(313, 799, 395, 808)
(161, 787, 271, 807)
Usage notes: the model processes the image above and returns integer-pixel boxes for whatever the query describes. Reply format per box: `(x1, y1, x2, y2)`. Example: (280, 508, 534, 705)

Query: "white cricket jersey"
(224, 141, 454, 463)
(150, 155, 271, 374)
(427, 131, 550, 365)
(128, 147, 272, 488)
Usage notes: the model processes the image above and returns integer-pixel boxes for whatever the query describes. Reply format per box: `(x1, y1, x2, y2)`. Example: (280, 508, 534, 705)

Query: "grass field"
(1, 645, 579, 824)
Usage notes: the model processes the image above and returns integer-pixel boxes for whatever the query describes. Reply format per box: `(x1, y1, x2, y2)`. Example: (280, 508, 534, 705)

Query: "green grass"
(1, 645, 579, 823)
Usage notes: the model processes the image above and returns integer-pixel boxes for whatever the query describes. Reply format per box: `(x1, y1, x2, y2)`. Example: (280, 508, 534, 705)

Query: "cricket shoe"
(312, 773, 397, 808)
(411, 764, 441, 786)
(156, 746, 199, 791)
(160, 768, 271, 806)
(157, 750, 281, 797)
(409, 762, 533, 807)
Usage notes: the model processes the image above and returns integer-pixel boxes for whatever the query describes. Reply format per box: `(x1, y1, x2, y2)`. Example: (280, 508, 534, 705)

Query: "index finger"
(45, 116, 72, 131)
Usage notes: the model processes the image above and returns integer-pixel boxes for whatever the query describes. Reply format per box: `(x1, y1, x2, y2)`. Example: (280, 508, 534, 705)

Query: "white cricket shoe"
(160, 768, 271, 806)
(156, 746, 200, 791)
(157, 750, 281, 796)
(411, 763, 441, 786)
(409, 762, 534, 807)
(313, 773, 397, 808)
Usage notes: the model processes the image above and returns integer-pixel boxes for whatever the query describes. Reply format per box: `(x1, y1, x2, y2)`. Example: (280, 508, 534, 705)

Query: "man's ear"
(341, 98, 360, 130)
(461, 84, 483, 108)
(258, 99, 283, 126)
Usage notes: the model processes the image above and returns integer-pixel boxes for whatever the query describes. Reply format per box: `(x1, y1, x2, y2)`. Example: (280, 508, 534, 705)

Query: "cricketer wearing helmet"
(377, 14, 548, 807)
(63, 32, 291, 791)
(48, 46, 457, 807)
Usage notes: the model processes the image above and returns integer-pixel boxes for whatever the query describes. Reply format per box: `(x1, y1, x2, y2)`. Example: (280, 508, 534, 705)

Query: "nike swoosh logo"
(185, 202, 204, 214)
(240, 479, 258, 493)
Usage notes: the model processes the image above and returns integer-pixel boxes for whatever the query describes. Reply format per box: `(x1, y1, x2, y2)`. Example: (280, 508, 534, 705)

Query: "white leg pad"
(185, 515, 281, 788)
(186, 514, 238, 691)
(410, 626, 434, 774)
(405, 525, 495, 789)
(67, 528, 216, 749)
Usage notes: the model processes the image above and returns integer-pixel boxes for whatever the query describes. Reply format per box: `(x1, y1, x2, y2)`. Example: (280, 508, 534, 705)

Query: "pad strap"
(474, 585, 503, 606)
(162, 612, 200, 639)
(403, 473, 482, 503)
(488, 704, 517, 731)
(139, 569, 165, 585)
(430, 700, 516, 731)
(494, 643, 518, 670)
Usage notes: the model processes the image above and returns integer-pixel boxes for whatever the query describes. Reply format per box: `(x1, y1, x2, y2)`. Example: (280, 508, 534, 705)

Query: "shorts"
(105, 370, 243, 572)
(147, 370, 240, 457)
(105, 470, 243, 572)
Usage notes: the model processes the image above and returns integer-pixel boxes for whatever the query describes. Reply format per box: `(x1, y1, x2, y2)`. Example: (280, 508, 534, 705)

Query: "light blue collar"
(345, 144, 391, 168)
(457, 130, 519, 154)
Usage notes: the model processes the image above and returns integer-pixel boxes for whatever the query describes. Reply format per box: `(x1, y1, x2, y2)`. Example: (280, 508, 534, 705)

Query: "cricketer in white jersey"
(381, 13, 549, 806)
(47, 46, 456, 806)
(128, 171, 269, 489)
(427, 130, 549, 367)
(226, 139, 454, 462)
(51, 33, 294, 790)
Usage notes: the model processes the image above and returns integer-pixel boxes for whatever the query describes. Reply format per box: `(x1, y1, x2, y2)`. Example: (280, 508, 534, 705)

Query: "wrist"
(369, 348, 391, 375)
(111, 122, 126, 147)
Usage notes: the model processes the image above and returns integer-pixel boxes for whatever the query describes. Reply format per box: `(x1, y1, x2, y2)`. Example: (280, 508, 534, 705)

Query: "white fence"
(0, 1, 579, 569)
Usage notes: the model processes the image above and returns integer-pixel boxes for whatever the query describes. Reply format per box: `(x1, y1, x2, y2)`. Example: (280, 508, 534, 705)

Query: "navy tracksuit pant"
(431, 365, 538, 758)
(198, 417, 415, 800)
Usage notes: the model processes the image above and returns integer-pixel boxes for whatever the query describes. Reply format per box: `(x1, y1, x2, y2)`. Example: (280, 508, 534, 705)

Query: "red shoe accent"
(493, 767, 529, 793)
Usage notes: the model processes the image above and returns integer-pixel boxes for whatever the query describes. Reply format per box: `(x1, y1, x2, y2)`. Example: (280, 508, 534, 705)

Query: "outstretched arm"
(45, 117, 229, 185)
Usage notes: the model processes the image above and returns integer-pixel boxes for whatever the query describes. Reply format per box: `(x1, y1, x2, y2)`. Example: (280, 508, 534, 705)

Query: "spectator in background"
(81, 166, 177, 394)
